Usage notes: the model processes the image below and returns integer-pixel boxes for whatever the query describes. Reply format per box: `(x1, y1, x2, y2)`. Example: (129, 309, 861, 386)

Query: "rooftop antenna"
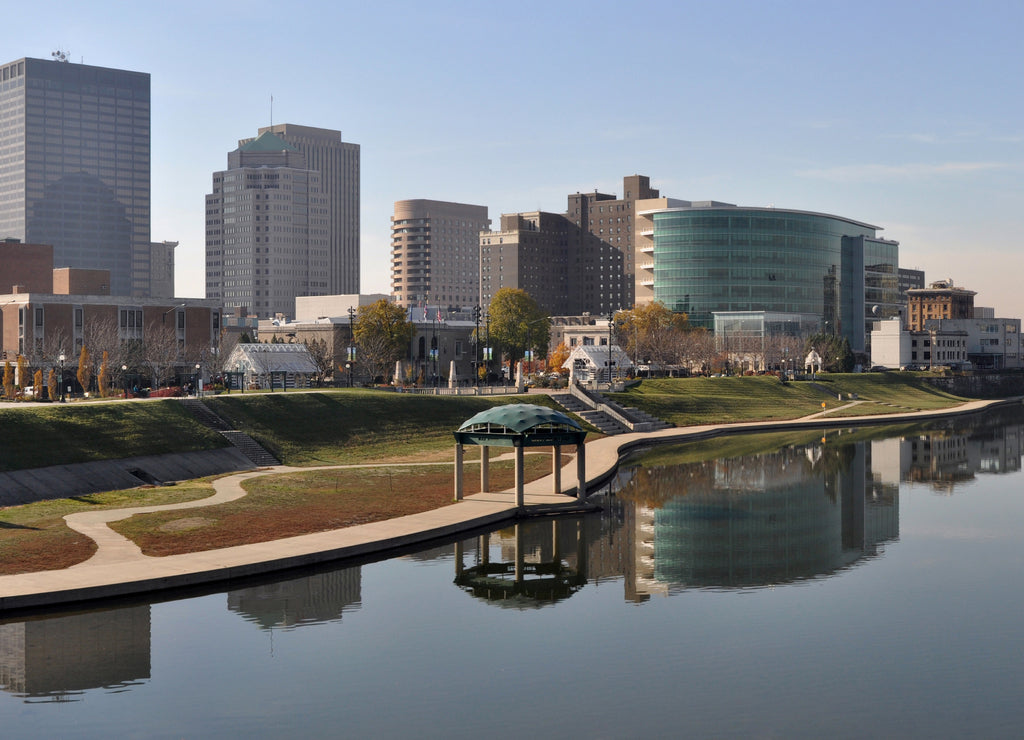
(270, 95, 273, 129)
(51, 49, 70, 63)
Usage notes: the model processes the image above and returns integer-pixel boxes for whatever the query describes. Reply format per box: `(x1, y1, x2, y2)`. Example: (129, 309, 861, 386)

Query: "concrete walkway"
(0, 398, 1009, 613)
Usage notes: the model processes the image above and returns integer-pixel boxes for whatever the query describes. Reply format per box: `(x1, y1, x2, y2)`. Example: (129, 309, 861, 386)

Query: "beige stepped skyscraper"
(206, 129, 330, 319)
(254, 124, 361, 295)
(391, 199, 490, 308)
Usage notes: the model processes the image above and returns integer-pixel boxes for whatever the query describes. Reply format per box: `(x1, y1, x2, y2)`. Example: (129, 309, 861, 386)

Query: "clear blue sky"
(11, 0, 1024, 317)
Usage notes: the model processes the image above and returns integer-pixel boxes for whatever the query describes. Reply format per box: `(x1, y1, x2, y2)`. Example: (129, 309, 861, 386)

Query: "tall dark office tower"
(0, 56, 151, 297)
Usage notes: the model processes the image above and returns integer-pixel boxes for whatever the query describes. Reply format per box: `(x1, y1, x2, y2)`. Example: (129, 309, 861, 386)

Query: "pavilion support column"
(552, 445, 562, 494)
(515, 444, 525, 510)
(576, 441, 587, 502)
(454, 443, 464, 501)
(480, 445, 490, 493)
(514, 524, 523, 583)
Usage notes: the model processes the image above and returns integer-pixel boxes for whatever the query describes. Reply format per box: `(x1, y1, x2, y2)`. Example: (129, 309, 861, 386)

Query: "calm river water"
(3, 405, 1024, 738)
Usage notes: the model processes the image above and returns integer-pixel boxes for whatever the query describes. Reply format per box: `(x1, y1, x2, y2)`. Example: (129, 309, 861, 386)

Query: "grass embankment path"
(0, 376, 977, 576)
(607, 373, 967, 426)
(0, 391, 579, 574)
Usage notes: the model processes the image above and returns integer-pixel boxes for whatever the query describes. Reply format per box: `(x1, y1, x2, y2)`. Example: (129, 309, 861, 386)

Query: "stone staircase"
(604, 396, 675, 433)
(178, 398, 281, 467)
(550, 393, 631, 435)
(550, 388, 675, 436)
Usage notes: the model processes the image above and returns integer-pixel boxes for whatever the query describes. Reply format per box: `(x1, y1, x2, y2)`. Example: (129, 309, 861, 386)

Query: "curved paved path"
(0, 398, 1009, 612)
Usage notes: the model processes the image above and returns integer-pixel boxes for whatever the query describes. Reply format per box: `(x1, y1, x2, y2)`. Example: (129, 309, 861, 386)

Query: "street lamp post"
(633, 319, 638, 375)
(473, 305, 481, 388)
(162, 303, 186, 324)
(348, 305, 356, 387)
(431, 312, 438, 388)
(607, 312, 615, 386)
(484, 313, 491, 386)
(122, 364, 128, 399)
(58, 351, 66, 402)
(195, 364, 201, 397)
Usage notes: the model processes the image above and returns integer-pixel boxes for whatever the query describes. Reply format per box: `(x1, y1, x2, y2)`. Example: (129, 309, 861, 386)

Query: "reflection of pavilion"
(227, 567, 362, 630)
(0, 606, 150, 701)
(454, 521, 588, 608)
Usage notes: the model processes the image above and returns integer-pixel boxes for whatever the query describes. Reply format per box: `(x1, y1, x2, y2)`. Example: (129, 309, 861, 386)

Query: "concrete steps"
(549, 393, 631, 435)
(219, 431, 281, 467)
(179, 398, 281, 466)
(549, 391, 674, 436)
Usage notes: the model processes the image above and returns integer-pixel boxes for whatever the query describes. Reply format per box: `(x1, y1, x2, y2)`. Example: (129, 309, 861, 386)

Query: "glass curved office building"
(637, 202, 899, 352)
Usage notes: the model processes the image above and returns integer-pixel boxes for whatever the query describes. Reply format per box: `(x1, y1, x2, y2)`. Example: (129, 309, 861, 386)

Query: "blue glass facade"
(649, 207, 895, 350)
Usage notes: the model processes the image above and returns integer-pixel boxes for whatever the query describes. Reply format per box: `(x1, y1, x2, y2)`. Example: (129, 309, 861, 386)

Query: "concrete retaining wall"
(925, 373, 1024, 399)
(0, 448, 256, 506)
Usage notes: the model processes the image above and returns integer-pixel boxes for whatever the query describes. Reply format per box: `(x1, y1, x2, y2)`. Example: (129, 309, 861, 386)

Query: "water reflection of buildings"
(872, 416, 1023, 494)
(227, 568, 362, 630)
(447, 438, 913, 603)
(620, 440, 899, 596)
(0, 606, 150, 701)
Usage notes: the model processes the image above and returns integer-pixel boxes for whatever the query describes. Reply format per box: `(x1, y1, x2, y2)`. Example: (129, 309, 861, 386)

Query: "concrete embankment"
(0, 449, 255, 506)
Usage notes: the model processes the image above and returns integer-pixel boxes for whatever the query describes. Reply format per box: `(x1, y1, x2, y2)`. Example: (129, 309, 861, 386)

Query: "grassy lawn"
(815, 372, 967, 409)
(608, 376, 840, 425)
(609, 374, 967, 426)
(823, 401, 910, 417)
(109, 451, 566, 556)
(0, 402, 227, 472)
(0, 390, 590, 473)
(204, 389, 585, 465)
(624, 419, 927, 469)
(0, 479, 220, 574)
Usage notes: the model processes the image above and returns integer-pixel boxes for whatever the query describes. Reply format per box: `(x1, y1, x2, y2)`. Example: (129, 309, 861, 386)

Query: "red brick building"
(1, 242, 222, 388)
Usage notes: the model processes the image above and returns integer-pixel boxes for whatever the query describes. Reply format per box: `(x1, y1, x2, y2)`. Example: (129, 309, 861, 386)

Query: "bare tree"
(680, 329, 717, 375)
(143, 323, 181, 388)
(218, 330, 240, 368)
(84, 316, 130, 390)
(304, 338, 333, 386)
(764, 334, 805, 374)
(32, 325, 70, 372)
(355, 330, 399, 385)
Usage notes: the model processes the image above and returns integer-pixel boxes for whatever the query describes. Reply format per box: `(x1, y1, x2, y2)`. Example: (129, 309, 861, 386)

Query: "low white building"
(924, 316, 1022, 370)
(562, 344, 631, 383)
(868, 317, 1021, 370)
(223, 343, 318, 390)
(548, 314, 615, 356)
(869, 319, 913, 369)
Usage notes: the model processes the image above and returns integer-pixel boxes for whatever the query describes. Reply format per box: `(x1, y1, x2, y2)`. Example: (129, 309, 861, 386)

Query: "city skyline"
(8, 1, 1024, 318)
